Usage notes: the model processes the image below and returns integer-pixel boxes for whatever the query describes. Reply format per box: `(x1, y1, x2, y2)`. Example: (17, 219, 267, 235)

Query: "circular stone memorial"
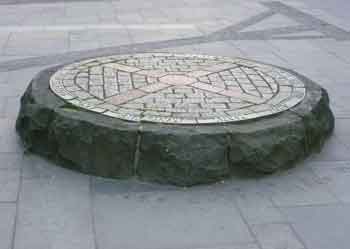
(16, 53, 334, 186)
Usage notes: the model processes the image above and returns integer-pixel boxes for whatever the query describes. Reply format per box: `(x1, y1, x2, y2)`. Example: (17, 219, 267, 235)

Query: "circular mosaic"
(50, 53, 306, 124)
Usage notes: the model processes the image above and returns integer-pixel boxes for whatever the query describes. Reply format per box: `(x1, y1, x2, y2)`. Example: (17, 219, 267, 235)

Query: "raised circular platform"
(16, 53, 334, 186)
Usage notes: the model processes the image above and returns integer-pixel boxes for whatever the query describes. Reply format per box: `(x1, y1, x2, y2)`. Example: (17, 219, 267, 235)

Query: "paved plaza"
(1, 0, 350, 248)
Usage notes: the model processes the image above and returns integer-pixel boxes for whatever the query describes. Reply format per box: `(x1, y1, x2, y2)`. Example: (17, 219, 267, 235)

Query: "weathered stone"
(49, 109, 138, 178)
(15, 59, 334, 186)
(136, 124, 230, 186)
(16, 66, 139, 179)
(226, 112, 307, 173)
(16, 67, 64, 158)
(287, 70, 335, 151)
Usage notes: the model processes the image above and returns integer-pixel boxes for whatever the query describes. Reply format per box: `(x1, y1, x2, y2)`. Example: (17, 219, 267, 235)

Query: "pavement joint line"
(89, 176, 99, 249)
(0, 0, 109, 5)
(0, 24, 197, 32)
(309, 162, 348, 205)
(233, 196, 265, 249)
(270, 188, 318, 249)
(271, 201, 313, 249)
(9, 154, 23, 249)
(0, 200, 17, 203)
(0, 1, 349, 73)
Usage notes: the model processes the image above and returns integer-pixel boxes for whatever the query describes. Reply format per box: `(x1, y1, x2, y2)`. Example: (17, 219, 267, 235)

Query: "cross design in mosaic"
(50, 53, 306, 124)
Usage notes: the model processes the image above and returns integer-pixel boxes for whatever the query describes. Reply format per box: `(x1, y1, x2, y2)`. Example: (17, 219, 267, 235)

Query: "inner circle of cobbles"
(49, 53, 306, 124)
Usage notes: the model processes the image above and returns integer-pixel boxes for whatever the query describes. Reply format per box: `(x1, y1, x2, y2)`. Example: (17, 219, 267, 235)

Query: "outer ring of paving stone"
(48, 53, 307, 125)
(16, 60, 334, 186)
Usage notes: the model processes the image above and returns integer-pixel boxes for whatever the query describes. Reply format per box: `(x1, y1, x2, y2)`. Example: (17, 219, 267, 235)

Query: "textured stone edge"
(15, 63, 335, 186)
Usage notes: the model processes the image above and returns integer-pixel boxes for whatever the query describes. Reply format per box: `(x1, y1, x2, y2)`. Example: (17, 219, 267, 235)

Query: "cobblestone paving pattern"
(50, 53, 305, 124)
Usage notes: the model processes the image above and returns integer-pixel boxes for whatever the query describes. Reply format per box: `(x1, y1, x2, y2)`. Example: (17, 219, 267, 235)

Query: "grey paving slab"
(138, 8, 169, 24)
(2, 0, 349, 72)
(334, 118, 350, 136)
(95, 30, 132, 47)
(263, 1, 350, 40)
(0, 97, 5, 116)
(234, 190, 285, 225)
(299, 0, 350, 25)
(0, 32, 10, 53)
(332, 105, 350, 118)
(309, 39, 350, 64)
(308, 134, 350, 161)
(3, 31, 69, 56)
(331, 118, 350, 147)
(6, 66, 45, 86)
(268, 40, 350, 80)
(0, 72, 10, 84)
(55, 15, 100, 25)
(14, 173, 95, 249)
(22, 154, 101, 180)
(251, 223, 305, 249)
(0, 84, 26, 97)
(191, 244, 261, 249)
(1, 97, 20, 119)
(0, 119, 23, 153)
(312, 166, 350, 203)
(128, 28, 201, 44)
(281, 204, 350, 249)
(0, 203, 16, 249)
(329, 102, 350, 119)
(0, 0, 101, 4)
(63, 3, 104, 19)
(241, 13, 301, 33)
(117, 12, 144, 24)
(0, 67, 44, 97)
(0, 0, 348, 248)
(256, 167, 339, 207)
(92, 177, 179, 194)
(0, 56, 31, 64)
(68, 30, 131, 51)
(191, 41, 245, 57)
(92, 179, 254, 249)
(197, 20, 235, 35)
(0, 168, 20, 202)
(229, 42, 288, 68)
(69, 30, 130, 45)
(0, 153, 23, 169)
(68, 39, 101, 51)
(0, 13, 23, 25)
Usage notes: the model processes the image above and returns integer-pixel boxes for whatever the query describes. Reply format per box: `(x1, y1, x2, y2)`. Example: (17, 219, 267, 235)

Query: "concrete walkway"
(1, 0, 350, 249)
